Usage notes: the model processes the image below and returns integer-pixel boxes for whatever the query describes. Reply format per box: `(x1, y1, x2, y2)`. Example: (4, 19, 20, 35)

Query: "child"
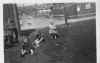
(32, 37, 44, 48)
(48, 22, 59, 39)
(20, 36, 34, 57)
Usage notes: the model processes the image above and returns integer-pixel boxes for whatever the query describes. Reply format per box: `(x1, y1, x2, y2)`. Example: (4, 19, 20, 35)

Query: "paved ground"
(20, 15, 95, 30)
(5, 18, 96, 63)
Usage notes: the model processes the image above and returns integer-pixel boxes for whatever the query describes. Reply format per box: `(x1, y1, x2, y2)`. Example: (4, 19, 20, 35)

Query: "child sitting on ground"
(48, 22, 59, 39)
(20, 36, 34, 57)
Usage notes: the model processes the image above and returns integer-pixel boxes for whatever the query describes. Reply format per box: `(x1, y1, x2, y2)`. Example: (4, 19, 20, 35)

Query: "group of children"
(20, 22, 59, 57)
(20, 33, 44, 57)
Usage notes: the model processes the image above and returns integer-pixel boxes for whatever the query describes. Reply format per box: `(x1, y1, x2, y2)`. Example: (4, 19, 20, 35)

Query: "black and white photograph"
(3, 1, 96, 63)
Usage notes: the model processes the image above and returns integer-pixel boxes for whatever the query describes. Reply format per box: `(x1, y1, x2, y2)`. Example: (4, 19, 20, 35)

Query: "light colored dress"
(33, 37, 44, 48)
(49, 24, 57, 34)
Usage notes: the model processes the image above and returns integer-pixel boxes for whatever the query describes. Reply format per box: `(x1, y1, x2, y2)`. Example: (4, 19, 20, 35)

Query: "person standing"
(64, 6, 69, 25)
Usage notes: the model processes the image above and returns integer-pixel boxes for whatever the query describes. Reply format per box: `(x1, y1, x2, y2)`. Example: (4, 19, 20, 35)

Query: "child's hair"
(35, 33, 40, 39)
(50, 21, 54, 25)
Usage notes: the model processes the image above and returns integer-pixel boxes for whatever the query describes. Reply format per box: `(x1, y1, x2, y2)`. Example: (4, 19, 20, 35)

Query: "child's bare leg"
(20, 49, 27, 57)
(21, 49, 26, 55)
(30, 49, 34, 55)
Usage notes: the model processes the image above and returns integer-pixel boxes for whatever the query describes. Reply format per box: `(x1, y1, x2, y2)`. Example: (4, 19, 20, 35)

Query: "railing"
(51, 12, 95, 18)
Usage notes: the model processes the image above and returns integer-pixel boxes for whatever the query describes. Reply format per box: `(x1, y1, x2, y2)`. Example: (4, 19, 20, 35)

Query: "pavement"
(5, 18, 96, 63)
(20, 15, 96, 30)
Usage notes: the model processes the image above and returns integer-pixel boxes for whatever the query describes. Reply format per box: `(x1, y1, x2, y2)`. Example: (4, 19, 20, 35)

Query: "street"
(5, 18, 96, 63)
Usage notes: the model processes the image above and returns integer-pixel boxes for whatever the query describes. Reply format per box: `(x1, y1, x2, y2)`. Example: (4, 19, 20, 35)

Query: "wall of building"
(77, 3, 96, 15)
(51, 3, 95, 17)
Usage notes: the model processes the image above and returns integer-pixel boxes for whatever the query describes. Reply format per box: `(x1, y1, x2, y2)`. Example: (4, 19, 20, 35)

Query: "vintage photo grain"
(3, 2, 96, 63)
